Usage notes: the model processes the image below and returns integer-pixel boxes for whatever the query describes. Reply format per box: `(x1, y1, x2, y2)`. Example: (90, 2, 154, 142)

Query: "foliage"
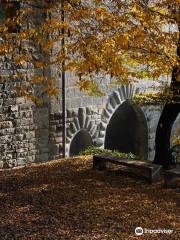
(80, 145, 137, 159)
(0, 0, 179, 102)
(172, 128, 180, 145)
(135, 86, 180, 105)
(170, 144, 180, 165)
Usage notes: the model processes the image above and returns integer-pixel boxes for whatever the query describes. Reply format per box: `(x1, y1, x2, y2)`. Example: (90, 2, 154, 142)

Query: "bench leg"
(164, 174, 175, 188)
(93, 158, 106, 170)
(151, 168, 162, 183)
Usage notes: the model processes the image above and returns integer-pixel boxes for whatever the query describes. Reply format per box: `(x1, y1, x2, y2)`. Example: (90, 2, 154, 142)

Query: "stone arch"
(105, 100, 148, 159)
(98, 85, 148, 159)
(69, 129, 93, 156)
(66, 107, 97, 156)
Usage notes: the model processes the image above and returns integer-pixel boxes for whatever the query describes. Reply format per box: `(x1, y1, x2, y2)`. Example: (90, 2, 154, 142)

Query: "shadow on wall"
(104, 100, 148, 160)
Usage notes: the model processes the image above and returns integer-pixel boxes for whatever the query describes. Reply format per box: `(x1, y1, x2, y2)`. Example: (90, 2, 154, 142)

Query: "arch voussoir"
(99, 84, 136, 148)
(66, 107, 97, 156)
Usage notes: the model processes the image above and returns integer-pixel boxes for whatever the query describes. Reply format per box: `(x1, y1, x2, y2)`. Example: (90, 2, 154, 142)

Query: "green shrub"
(80, 145, 137, 159)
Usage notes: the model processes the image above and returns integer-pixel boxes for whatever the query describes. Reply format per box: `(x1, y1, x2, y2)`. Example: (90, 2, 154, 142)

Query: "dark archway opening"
(105, 100, 148, 160)
(69, 129, 93, 156)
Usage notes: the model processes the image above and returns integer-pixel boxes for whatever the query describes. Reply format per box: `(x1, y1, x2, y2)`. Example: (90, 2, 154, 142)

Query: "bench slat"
(93, 155, 162, 183)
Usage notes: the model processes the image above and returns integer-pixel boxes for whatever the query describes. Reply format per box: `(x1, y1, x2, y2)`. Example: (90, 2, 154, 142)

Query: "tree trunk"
(153, 103, 180, 168)
(153, 62, 180, 168)
(154, 14, 180, 168)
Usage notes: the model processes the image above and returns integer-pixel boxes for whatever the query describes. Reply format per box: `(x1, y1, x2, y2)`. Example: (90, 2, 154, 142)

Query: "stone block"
(27, 156, 36, 163)
(17, 152, 28, 158)
(0, 121, 13, 129)
(19, 104, 30, 111)
(24, 131, 36, 139)
(14, 134, 24, 141)
(7, 159, 18, 168)
(16, 97, 26, 104)
(71, 97, 82, 109)
(54, 137, 63, 144)
(17, 158, 27, 166)
(1, 135, 12, 144)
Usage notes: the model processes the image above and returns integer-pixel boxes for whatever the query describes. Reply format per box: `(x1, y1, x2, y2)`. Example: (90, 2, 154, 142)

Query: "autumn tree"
(0, 0, 179, 167)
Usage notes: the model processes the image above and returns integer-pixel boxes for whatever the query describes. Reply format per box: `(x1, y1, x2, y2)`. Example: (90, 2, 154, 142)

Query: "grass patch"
(80, 145, 137, 160)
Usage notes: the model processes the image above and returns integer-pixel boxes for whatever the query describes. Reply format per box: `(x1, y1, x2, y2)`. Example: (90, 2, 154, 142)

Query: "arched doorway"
(104, 100, 148, 159)
(69, 129, 93, 156)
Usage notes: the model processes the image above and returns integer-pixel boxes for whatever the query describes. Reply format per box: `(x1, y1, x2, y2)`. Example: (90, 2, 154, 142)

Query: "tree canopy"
(0, 0, 179, 100)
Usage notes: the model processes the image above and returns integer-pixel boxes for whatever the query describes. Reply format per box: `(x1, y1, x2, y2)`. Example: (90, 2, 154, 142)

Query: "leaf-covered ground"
(0, 156, 179, 240)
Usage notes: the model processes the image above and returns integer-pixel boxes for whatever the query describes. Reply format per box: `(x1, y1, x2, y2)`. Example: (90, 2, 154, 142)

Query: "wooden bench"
(93, 155, 162, 183)
(164, 167, 180, 188)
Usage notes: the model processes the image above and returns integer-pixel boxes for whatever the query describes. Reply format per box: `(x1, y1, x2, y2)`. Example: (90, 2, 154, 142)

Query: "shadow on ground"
(0, 157, 179, 240)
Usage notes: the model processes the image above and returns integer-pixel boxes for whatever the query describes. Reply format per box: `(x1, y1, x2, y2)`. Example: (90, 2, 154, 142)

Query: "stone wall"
(1, 58, 179, 168)
(0, 2, 50, 168)
(0, 56, 50, 168)
(0, 3, 179, 168)
(54, 72, 165, 161)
